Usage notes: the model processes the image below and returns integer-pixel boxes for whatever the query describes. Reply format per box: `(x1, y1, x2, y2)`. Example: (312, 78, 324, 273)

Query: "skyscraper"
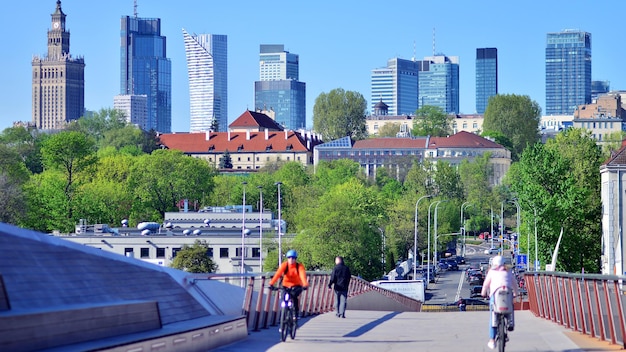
(182, 29, 228, 132)
(254, 45, 306, 130)
(371, 58, 419, 116)
(113, 94, 148, 128)
(32, 0, 85, 130)
(120, 15, 171, 132)
(475, 48, 498, 114)
(418, 54, 460, 114)
(545, 30, 591, 115)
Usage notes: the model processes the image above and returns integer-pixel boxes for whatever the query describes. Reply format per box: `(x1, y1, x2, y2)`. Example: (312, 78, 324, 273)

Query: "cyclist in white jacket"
(481, 255, 518, 350)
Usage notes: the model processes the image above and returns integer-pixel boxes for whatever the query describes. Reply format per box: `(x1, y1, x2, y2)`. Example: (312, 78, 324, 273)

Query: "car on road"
(445, 259, 458, 271)
(484, 247, 499, 255)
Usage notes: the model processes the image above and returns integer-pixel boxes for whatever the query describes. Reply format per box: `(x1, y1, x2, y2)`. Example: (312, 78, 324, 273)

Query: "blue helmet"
(286, 249, 298, 258)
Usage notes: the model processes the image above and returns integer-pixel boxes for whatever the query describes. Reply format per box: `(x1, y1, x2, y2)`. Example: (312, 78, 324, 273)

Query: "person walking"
(481, 255, 518, 350)
(328, 256, 351, 318)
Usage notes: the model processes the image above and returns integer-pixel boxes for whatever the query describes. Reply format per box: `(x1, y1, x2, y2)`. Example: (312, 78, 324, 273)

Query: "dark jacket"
(330, 263, 351, 291)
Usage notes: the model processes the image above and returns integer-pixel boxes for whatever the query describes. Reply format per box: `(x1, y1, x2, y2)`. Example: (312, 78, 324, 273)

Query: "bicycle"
(491, 286, 514, 352)
(269, 286, 302, 342)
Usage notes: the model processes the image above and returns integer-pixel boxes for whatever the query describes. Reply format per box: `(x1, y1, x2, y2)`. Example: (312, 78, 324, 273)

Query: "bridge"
(0, 222, 624, 351)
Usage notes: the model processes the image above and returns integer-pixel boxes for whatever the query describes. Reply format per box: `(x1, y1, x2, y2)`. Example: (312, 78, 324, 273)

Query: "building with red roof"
(314, 131, 510, 184)
(158, 110, 321, 171)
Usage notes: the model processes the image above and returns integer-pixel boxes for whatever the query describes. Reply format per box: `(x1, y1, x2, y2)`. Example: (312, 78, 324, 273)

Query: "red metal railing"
(186, 272, 422, 332)
(525, 271, 626, 348)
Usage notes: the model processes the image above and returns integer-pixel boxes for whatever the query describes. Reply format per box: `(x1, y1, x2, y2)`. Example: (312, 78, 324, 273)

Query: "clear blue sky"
(2, 0, 625, 133)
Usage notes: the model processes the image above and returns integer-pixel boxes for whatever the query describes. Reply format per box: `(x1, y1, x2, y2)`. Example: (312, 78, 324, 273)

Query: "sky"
(2, 0, 626, 133)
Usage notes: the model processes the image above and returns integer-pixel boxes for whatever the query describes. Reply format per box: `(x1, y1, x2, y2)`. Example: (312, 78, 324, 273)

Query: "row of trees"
(1, 92, 608, 279)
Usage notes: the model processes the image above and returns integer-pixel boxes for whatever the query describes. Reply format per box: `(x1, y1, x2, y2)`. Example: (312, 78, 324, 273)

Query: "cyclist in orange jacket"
(269, 249, 309, 317)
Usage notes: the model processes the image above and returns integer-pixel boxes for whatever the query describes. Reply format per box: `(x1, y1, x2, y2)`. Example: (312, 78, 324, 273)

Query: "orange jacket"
(269, 261, 309, 288)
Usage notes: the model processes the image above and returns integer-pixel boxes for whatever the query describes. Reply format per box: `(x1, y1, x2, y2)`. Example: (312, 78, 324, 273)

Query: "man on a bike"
(481, 255, 518, 350)
(269, 249, 309, 317)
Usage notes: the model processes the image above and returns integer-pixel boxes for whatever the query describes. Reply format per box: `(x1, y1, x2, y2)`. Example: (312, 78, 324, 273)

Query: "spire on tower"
(432, 28, 436, 56)
(134, 0, 138, 18)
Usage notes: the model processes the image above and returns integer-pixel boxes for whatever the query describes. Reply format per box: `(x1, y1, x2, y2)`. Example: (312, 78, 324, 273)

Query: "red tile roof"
(159, 130, 310, 153)
(428, 131, 502, 148)
(228, 110, 284, 131)
(603, 141, 626, 166)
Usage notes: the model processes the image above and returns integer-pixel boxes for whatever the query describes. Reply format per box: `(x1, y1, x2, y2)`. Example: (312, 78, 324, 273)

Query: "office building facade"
(418, 55, 460, 114)
(183, 30, 228, 132)
(475, 48, 498, 114)
(113, 94, 148, 129)
(32, 1, 85, 130)
(254, 45, 306, 130)
(545, 30, 591, 115)
(120, 16, 171, 133)
(371, 58, 419, 116)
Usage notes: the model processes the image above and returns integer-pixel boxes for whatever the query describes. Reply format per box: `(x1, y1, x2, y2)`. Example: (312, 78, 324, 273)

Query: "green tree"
(128, 149, 217, 221)
(20, 170, 72, 232)
(0, 144, 30, 224)
(459, 153, 494, 210)
(293, 179, 385, 280)
(433, 161, 463, 200)
(483, 94, 541, 160)
(403, 160, 436, 196)
(0, 126, 46, 174)
(313, 159, 364, 192)
(40, 131, 97, 220)
(66, 108, 127, 144)
(509, 128, 602, 273)
(313, 88, 367, 141)
(219, 150, 233, 169)
(376, 123, 401, 137)
(100, 124, 154, 155)
(601, 131, 626, 157)
(411, 105, 452, 137)
(170, 240, 218, 273)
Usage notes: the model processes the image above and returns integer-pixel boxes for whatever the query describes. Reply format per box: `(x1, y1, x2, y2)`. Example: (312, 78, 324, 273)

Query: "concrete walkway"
(213, 310, 623, 352)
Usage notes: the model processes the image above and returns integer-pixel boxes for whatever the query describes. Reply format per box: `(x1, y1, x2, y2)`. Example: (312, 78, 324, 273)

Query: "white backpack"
(493, 286, 513, 314)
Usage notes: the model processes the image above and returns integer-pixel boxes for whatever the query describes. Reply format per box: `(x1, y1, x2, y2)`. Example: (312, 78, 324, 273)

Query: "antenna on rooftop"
(432, 27, 436, 56)
(412, 40, 416, 61)
(134, 0, 138, 18)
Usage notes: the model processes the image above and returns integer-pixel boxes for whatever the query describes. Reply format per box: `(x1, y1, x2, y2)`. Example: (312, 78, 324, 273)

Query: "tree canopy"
(170, 240, 218, 273)
(411, 105, 452, 137)
(482, 94, 541, 160)
(313, 88, 367, 141)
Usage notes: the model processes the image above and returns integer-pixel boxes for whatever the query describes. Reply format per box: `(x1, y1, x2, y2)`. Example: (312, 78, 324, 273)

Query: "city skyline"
(3, 0, 626, 133)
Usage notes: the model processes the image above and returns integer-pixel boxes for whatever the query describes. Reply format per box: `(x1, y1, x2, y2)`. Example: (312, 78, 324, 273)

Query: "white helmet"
(491, 255, 504, 268)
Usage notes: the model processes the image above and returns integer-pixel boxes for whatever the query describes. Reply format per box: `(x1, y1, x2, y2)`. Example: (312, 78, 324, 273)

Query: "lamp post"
(510, 199, 521, 264)
(275, 181, 283, 267)
(413, 195, 431, 279)
(427, 200, 442, 284)
(534, 206, 538, 271)
(460, 202, 472, 257)
(241, 182, 247, 275)
(378, 227, 385, 276)
(258, 186, 263, 272)
(434, 200, 447, 266)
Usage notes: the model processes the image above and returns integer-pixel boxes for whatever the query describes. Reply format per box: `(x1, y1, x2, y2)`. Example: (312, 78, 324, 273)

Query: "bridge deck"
(213, 310, 623, 352)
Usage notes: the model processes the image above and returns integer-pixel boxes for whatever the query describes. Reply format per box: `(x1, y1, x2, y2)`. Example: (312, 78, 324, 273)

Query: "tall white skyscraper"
(183, 29, 228, 132)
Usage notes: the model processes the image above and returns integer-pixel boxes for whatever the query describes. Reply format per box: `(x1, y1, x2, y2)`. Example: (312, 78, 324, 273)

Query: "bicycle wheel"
(289, 308, 297, 339)
(280, 308, 288, 342)
(498, 314, 507, 352)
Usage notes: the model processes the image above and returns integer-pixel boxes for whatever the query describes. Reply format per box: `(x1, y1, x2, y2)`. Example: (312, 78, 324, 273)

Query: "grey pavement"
(213, 310, 613, 352)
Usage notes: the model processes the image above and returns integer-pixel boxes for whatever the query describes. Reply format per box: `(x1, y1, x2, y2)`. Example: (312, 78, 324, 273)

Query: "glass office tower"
(592, 80, 610, 102)
(371, 58, 419, 116)
(120, 16, 172, 132)
(475, 48, 498, 114)
(254, 45, 306, 129)
(418, 55, 460, 114)
(183, 29, 228, 132)
(545, 30, 591, 115)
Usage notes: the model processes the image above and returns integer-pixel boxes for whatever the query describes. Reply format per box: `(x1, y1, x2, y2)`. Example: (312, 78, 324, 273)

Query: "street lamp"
(414, 195, 431, 279)
(510, 199, 521, 265)
(534, 206, 538, 271)
(427, 200, 443, 284)
(433, 200, 448, 266)
(258, 186, 263, 272)
(275, 181, 283, 267)
(241, 182, 247, 275)
(460, 202, 473, 257)
(378, 227, 385, 276)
